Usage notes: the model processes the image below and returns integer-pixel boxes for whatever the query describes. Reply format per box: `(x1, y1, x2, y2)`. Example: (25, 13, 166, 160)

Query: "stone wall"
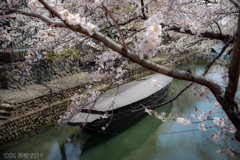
(0, 100, 71, 150)
(0, 52, 199, 150)
(0, 58, 83, 89)
(2, 66, 155, 118)
(0, 63, 156, 150)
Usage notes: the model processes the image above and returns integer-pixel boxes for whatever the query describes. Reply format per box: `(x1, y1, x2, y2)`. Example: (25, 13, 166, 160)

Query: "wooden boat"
(67, 74, 172, 134)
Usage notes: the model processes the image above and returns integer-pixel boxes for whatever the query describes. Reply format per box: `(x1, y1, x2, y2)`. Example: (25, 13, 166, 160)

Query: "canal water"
(0, 62, 239, 160)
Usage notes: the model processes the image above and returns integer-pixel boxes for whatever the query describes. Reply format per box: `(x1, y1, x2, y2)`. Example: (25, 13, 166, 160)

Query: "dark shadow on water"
(80, 99, 173, 160)
(81, 113, 148, 153)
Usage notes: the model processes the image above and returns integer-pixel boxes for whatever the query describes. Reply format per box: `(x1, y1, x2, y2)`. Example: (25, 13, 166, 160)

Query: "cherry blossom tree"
(1, 0, 240, 156)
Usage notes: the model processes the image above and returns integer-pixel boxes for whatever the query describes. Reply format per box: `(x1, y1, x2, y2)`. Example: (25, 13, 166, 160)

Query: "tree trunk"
(222, 11, 240, 140)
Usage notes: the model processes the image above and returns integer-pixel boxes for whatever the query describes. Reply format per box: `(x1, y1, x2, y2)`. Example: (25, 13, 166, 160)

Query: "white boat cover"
(69, 73, 172, 123)
(70, 112, 103, 123)
(86, 73, 172, 111)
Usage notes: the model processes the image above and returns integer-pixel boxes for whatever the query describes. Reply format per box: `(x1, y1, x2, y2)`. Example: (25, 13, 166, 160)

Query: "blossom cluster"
(28, 0, 43, 13)
(145, 108, 167, 122)
(139, 14, 163, 51)
(54, 2, 100, 36)
(30, 0, 101, 36)
(151, 79, 161, 90)
(94, 51, 127, 84)
(2, 0, 239, 157)
(145, 92, 238, 157)
(175, 117, 192, 126)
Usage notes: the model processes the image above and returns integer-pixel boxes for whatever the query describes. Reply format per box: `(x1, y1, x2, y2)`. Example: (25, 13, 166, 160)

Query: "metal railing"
(0, 47, 31, 63)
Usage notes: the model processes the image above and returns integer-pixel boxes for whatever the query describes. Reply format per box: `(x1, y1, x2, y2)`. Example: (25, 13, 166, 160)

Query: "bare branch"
(163, 23, 231, 41)
(184, 38, 206, 48)
(229, 0, 240, 8)
(141, 0, 147, 20)
(85, 6, 101, 17)
(131, 82, 193, 113)
(125, 28, 146, 46)
(128, 0, 155, 18)
(100, 15, 142, 32)
(125, 27, 146, 39)
(100, 16, 230, 43)
(104, 11, 113, 26)
(213, 20, 222, 35)
(204, 36, 234, 75)
(102, 4, 126, 50)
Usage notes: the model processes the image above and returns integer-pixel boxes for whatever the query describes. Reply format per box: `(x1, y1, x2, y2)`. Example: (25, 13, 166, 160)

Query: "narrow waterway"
(0, 62, 239, 160)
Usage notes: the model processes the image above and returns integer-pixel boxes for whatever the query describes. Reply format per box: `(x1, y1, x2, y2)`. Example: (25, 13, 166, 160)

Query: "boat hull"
(83, 108, 145, 134)
(76, 83, 171, 134)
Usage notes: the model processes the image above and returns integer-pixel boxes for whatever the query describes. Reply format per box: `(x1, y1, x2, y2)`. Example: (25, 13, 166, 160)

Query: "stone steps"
(0, 103, 16, 122)
(0, 103, 16, 111)
(0, 110, 12, 117)
(0, 116, 8, 121)
(0, 60, 159, 124)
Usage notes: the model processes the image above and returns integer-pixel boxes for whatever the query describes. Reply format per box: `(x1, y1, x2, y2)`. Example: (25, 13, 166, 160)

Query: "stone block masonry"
(0, 57, 83, 89)
(0, 53, 198, 150)
(0, 57, 165, 150)
(0, 100, 71, 150)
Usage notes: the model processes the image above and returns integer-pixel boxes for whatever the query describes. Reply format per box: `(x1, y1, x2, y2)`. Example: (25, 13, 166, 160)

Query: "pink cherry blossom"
(145, 108, 152, 115)
(216, 149, 223, 155)
(198, 123, 207, 131)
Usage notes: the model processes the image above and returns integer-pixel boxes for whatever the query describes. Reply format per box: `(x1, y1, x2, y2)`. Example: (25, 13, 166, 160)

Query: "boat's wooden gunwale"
(67, 80, 172, 133)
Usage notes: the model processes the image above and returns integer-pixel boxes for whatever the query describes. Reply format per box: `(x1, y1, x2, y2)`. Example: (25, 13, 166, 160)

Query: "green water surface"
(0, 63, 239, 160)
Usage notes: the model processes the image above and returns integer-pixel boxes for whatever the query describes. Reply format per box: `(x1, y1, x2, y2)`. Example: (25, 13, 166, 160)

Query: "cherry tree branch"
(129, 0, 156, 18)
(141, 0, 147, 20)
(125, 27, 146, 39)
(5, 0, 240, 139)
(213, 20, 222, 35)
(163, 23, 231, 41)
(204, 36, 234, 74)
(133, 36, 233, 112)
(100, 15, 142, 31)
(224, 13, 240, 103)
(220, 12, 240, 137)
(2, 9, 67, 28)
(229, 0, 240, 8)
(22, 1, 223, 103)
(31, 0, 231, 43)
(104, 11, 113, 27)
(102, 5, 126, 50)
(39, 0, 61, 18)
(131, 82, 193, 113)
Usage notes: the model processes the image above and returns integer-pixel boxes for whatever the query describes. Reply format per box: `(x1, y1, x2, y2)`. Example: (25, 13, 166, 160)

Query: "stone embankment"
(0, 58, 83, 90)
(0, 53, 197, 150)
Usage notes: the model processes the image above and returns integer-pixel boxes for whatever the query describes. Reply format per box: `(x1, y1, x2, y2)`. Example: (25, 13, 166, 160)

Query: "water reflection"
(1, 63, 239, 160)
(80, 100, 172, 160)
(0, 125, 87, 160)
